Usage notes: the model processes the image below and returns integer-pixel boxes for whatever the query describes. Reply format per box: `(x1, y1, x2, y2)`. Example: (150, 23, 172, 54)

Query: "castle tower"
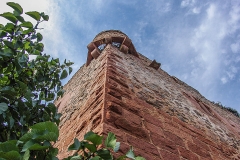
(55, 30, 240, 159)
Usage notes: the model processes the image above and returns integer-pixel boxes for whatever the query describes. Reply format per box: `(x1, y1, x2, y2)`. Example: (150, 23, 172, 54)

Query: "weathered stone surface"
(55, 30, 240, 159)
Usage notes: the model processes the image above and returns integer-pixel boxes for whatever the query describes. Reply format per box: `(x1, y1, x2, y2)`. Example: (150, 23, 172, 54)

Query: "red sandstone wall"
(102, 45, 240, 159)
(55, 43, 240, 159)
(54, 51, 107, 158)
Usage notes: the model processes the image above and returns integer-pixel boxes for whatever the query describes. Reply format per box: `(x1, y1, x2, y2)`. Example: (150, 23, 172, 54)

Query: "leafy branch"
(0, 2, 145, 160)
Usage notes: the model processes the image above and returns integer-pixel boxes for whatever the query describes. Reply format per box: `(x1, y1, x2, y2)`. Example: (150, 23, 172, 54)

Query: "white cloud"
(0, 0, 81, 64)
(146, 0, 172, 14)
(235, 56, 240, 62)
(0, 0, 50, 24)
(181, 0, 202, 15)
(228, 2, 240, 34)
(206, 4, 216, 20)
(192, 7, 201, 14)
(187, 3, 230, 86)
(228, 66, 238, 79)
(221, 77, 228, 84)
(163, 2, 171, 12)
(231, 42, 240, 53)
(181, 0, 195, 7)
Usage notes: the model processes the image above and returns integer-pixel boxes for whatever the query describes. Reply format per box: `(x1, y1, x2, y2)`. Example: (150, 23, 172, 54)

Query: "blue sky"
(1, 0, 240, 113)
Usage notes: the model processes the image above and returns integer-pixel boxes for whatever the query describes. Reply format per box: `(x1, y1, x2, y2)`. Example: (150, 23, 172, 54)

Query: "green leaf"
(135, 157, 146, 160)
(20, 122, 59, 142)
(25, 11, 41, 21)
(19, 132, 34, 142)
(46, 92, 55, 101)
(9, 116, 15, 129)
(7, 2, 23, 14)
(70, 155, 83, 160)
(3, 40, 14, 49)
(42, 15, 49, 21)
(4, 64, 13, 74)
(116, 155, 127, 160)
(31, 34, 37, 40)
(0, 150, 21, 160)
(97, 149, 112, 160)
(24, 42, 30, 50)
(34, 132, 58, 142)
(35, 43, 44, 52)
(68, 138, 81, 151)
(17, 81, 27, 92)
(48, 147, 58, 157)
(0, 12, 18, 23)
(0, 103, 8, 114)
(0, 30, 7, 38)
(22, 140, 48, 152)
(60, 69, 68, 80)
(14, 40, 23, 49)
(0, 86, 17, 96)
(5, 23, 14, 29)
(20, 21, 33, 28)
(36, 33, 43, 42)
(69, 67, 73, 75)
(0, 141, 18, 152)
(32, 49, 41, 55)
(22, 29, 32, 35)
(90, 156, 101, 160)
(23, 149, 30, 160)
(29, 143, 49, 150)
(18, 54, 28, 67)
(105, 132, 117, 149)
(84, 131, 103, 146)
(16, 15, 25, 22)
(126, 147, 135, 159)
(114, 142, 120, 152)
(31, 122, 59, 137)
(54, 58, 59, 63)
(85, 143, 97, 152)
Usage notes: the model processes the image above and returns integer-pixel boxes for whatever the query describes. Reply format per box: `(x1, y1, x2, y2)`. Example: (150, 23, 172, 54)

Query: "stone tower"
(55, 30, 240, 159)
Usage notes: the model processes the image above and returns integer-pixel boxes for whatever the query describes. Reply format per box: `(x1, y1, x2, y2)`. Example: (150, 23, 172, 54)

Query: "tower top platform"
(93, 30, 129, 41)
(86, 30, 138, 66)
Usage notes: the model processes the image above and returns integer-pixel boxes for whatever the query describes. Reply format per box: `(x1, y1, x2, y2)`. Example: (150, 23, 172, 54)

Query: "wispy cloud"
(181, 0, 196, 7)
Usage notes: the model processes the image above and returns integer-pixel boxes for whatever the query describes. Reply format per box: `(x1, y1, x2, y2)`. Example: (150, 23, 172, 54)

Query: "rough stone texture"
(55, 30, 240, 159)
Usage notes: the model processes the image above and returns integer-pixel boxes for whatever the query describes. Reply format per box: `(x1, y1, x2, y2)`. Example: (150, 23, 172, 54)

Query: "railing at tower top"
(86, 30, 139, 66)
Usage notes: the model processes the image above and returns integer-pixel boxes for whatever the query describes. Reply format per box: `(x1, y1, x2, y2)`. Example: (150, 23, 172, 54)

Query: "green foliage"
(0, 2, 73, 142)
(0, 122, 59, 160)
(66, 131, 145, 160)
(0, 2, 72, 159)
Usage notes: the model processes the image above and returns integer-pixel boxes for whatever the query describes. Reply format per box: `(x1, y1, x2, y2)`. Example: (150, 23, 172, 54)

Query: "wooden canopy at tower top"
(86, 30, 139, 66)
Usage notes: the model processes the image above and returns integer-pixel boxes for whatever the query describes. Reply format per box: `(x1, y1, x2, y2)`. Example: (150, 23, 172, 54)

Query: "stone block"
(163, 130, 185, 147)
(120, 44, 129, 54)
(143, 112, 164, 128)
(106, 101, 123, 115)
(144, 121, 164, 137)
(187, 141, 211, 158)
(178, 146, 199, 160)
(159, 149, 180, 160)
(126, 134, 159, 156)
(123, 109, 142, 127)
(115, 117, 149, 140)
(149, 59, 161, 70)
(91, 48, 101, 59)
(151, 132, 178, 154)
